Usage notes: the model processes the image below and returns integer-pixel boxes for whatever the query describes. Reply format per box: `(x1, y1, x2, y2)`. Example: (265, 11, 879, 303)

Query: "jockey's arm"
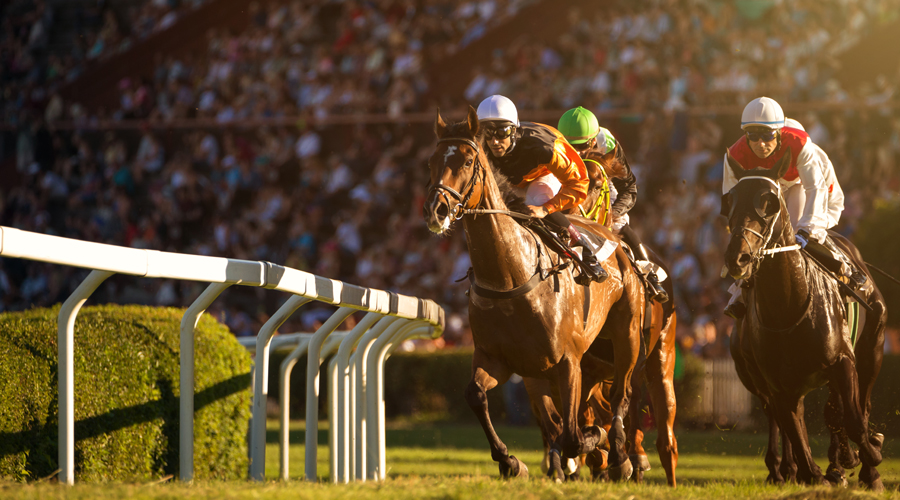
(609, 146, 637, 218)
(796, 141, 844, 243)
(540, 139, 590, 214)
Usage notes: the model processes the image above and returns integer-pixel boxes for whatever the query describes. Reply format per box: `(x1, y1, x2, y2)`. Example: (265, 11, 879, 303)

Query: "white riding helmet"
(741, 96, 785, 130)
(476, 95, 519, 126)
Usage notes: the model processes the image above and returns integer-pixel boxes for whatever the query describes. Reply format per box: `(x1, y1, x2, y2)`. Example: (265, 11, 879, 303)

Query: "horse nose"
(435, 202, 450, 220)
(738, 253, 752, 266)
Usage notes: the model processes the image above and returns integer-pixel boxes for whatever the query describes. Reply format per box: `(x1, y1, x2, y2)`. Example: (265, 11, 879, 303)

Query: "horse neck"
(462, 163, 539, 289)
(753, 211, 810, 327)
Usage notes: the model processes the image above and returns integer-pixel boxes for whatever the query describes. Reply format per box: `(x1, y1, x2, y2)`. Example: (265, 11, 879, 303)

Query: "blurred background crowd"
(3, 0, 900, 357)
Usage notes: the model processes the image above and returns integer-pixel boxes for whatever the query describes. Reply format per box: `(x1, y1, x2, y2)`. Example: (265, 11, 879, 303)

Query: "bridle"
(427, 136, 533, 221)
(728, 176, 801, 274)
(427, 137, 487, 220)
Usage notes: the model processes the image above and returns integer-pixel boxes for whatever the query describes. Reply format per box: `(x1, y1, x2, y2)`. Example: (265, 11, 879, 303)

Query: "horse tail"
(865, 261, 900, 287)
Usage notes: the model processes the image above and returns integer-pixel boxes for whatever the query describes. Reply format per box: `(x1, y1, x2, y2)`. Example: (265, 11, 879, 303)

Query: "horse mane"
(441, 119, 529, 214)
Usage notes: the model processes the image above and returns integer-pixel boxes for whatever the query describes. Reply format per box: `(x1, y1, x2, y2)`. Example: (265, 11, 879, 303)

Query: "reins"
(431, 135, 567, 299)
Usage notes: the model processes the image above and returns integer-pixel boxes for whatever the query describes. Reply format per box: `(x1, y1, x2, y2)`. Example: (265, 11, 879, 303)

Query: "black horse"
(721, 150, 887, 490)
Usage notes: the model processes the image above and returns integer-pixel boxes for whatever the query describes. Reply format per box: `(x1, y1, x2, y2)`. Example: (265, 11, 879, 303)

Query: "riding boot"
(566, 225, 609, 284)
(806, 236, 868, 291)
(724, 280, 746, 320)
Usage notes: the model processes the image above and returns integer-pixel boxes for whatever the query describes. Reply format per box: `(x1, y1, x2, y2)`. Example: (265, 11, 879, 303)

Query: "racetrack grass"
(4, 421, 900, 499)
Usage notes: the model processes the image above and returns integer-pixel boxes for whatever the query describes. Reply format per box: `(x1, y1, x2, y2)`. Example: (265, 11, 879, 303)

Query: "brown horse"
(528, 245, 679, 486)
(722, 151, 886, 489)
(423, 106, 645, 479)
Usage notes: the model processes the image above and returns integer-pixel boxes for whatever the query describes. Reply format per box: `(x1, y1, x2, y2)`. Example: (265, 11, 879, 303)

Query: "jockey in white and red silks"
(722, 97, 866, 320)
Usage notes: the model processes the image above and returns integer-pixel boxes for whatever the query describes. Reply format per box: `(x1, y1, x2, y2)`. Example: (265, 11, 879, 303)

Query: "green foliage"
(855, 198, 900, 328)
(0, 305, 251, 482)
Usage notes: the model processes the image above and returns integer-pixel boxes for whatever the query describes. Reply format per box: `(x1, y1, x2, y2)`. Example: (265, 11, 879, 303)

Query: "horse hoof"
(824, 469, 847, 488)
(580, 425, 608, 452)
(564, 458, 579, 477)
(630, 467, 644, 483)
(629, 453, 651, 471)
(547, 450, 564, 483)
(499, 455, 529, 479)
(608, 458, 634, 482)
(870, 433, 885, 449)
(765, 473, 784, 485)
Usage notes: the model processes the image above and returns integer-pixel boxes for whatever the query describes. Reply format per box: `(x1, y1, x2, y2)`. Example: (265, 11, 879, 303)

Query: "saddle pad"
(846, 301, 861, 350)
(576, 229, 619, 263)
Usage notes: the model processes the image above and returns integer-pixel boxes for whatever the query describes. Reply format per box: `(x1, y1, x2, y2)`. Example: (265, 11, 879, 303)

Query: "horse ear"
(434, 107, 447, 139)
(720, 192, 733, 219)
(467, 105, 480, 137)
(773, 147, 792, 179)
(725, 150, 744, 179)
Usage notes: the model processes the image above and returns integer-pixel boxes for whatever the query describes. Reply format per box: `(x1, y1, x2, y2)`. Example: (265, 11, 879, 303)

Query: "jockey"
(722, 96, 867, 319)
(476, 94, 608, 284)
(557, 106, 669, 303)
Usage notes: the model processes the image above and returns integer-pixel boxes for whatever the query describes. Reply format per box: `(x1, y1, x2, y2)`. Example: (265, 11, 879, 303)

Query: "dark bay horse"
(423, 106, 645, 479)
(722, 150, 886, 490)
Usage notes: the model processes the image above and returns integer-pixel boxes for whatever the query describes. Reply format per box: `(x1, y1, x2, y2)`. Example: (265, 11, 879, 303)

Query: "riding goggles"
(746, 129, 778, 142)
(483, 124, 516, 140)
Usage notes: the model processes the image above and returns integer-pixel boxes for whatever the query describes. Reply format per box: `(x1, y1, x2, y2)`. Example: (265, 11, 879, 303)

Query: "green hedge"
(855, 198, 900, 328)
(0, 305, 251, 482)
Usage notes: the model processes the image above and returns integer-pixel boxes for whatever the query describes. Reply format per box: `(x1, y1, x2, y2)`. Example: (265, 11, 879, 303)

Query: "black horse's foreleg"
(831, 355, 883, 490)
(772, 396, 824, 485)
(824, 386, 851, 486)
(466, 355, 527, 479)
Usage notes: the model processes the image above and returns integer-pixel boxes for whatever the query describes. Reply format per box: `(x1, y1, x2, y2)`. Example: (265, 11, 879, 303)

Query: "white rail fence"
(0, 226, 444, 485)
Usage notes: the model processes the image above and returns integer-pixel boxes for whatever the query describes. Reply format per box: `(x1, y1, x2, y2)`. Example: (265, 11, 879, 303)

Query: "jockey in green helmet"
(558, 106, 669, 303)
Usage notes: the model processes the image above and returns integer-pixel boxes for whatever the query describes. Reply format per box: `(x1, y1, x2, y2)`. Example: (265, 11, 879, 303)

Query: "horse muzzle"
(423, 196, 453, 235)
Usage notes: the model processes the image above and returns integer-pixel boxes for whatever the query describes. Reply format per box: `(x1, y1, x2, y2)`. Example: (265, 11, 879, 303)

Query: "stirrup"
(646, 272, 669, 303)
(848, 269, 868, 291)
(575, 253, 608, 285)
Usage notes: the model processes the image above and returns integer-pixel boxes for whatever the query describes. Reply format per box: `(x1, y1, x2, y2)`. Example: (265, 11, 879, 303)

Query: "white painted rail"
(0, 226, 444, 485)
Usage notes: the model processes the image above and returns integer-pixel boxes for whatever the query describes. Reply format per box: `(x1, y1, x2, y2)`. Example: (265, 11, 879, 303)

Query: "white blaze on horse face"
(443, 145, 458, 165)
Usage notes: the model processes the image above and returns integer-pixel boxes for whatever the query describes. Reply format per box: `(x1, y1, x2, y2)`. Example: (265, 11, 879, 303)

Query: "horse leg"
(556, 355, 605, 461)
(465, 349, 527, 478)
(779, 423, 798, 483)
(523, 377, 565, 482)
(605, 318, 641, 481)
(854, 300, 886, 491)
(583, 382, 612, 481)
(645, 333, 678, 487)
(772, 395, 824, 485)
(831, 355, 884, 491)
(823, 385, 850, 487)
(756, 397, 784, 485)
(626, 359, 649, 483)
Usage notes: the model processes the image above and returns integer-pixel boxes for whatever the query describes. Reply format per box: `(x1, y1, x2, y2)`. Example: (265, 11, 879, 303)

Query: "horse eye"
(465, 159, 473, 167)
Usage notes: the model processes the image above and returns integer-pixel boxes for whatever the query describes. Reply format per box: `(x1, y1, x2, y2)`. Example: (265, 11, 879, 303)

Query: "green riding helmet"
(558, 106, 600, 145)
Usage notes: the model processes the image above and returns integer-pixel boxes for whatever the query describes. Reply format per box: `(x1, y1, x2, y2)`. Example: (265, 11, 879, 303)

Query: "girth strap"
(467, 269, 548, 299)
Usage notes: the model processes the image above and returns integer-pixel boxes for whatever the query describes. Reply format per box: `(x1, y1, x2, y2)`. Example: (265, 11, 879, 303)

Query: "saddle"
(528, 220, 617, 286)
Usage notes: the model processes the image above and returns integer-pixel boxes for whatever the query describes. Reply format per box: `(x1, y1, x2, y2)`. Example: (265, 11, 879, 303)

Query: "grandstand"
(3, 0, 900, 357)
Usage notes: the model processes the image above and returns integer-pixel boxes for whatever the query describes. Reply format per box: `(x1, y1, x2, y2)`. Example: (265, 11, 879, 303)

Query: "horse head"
(721, 148, 792, 280)
(423, 106, 487, 235)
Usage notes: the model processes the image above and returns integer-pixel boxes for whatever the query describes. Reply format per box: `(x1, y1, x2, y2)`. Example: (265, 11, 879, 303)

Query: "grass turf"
(4, 421, 900, 499)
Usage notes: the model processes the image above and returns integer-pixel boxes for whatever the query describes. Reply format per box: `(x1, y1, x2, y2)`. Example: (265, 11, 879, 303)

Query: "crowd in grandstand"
(3, 0, 900, 356)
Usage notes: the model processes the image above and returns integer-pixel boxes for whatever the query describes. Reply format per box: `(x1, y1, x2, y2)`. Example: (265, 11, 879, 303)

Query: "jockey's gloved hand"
(795, 229, 811, 249)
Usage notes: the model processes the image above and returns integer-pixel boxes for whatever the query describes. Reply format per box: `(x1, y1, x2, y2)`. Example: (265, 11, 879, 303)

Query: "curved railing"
(0, 226, 444, 484)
